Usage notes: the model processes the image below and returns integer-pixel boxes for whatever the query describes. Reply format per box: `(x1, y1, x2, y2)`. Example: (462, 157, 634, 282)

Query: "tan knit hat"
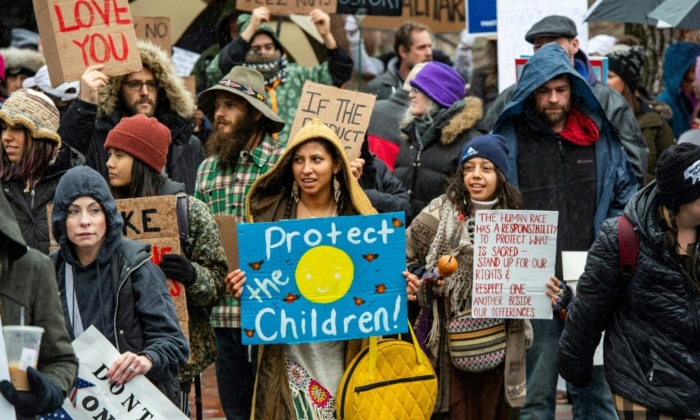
(0, 89, 61, 149)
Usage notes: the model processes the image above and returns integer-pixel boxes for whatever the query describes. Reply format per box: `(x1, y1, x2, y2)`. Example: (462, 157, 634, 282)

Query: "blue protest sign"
(466, 0, 497, 35)
(238, 212, 408, 345)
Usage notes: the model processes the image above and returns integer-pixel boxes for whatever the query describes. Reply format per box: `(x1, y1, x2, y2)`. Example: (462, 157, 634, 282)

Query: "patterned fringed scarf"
(243, 50, 289, 87)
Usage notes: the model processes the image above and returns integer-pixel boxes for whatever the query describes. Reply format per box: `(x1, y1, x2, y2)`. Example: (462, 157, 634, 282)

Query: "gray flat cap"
(525, 15, 577, 44)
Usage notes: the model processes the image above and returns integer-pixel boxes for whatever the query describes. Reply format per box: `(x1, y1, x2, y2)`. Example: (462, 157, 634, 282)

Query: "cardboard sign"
(290, 81, 376, 161)
(47, 197, 190, 345)
(238, 213, 408, 345)
(0, 319, 17, 418)
(471, 210, 558, 319)
(133, 16, 171, 55)
(214, 215, 239, 272)
(363, 0, 465, 33)
(236, 0, 337, 16)
(181, 75, 196, 101)
(337, 0, 403, 16)
(40, 326, 187, 420)
(33, 0, 143, 87)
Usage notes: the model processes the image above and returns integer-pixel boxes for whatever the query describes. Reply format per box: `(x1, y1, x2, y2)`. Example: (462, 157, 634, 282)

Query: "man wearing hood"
(209, 7, 353, 146)
(482, 15, 649, 188)
(492, 42, 638, 420)
(0, 192, 78, 419)
(656, 41, 700, 138)
(0, 46, 45, 101)
(57, 40, 204, 195)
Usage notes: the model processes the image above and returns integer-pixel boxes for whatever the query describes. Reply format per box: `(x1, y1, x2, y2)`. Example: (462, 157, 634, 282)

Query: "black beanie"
(606, 45, 644, 92)
(656, 143, 700, 210)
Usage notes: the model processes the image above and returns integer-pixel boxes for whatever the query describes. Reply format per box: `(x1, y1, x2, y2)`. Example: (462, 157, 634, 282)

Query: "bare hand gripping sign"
(290, 81, 376, 161)
(33, 0, 142, 87)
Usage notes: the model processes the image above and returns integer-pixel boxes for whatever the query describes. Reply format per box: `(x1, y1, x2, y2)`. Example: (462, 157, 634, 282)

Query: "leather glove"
(160, 253, 196, 287)
(0, 367, 66, 417)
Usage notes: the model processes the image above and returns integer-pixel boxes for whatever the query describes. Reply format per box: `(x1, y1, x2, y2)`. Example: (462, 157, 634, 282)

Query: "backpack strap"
(618, 215, 639, 282)
(175, 193, 192, 255)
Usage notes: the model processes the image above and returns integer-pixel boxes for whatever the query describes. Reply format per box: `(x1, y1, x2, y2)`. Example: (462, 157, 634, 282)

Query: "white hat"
(22, 65, 80, 102)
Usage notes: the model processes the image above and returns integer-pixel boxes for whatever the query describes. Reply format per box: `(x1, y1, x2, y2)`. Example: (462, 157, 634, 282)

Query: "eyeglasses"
(410, 87, 420, 95)
(125, 80, 158, 92)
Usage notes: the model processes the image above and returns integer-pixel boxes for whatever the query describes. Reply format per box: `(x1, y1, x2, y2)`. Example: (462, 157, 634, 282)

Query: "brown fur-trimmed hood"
(401, 96, 483, 145)
(0, 47, 45, 74)
(97, 40, 194, 118)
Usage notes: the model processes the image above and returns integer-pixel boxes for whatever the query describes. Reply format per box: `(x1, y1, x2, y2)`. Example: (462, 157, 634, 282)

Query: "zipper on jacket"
(112, 257, 150, 352)
(354, 374, 435, 393)
(646, 368, 654, 383)
(558, 140, 575, 249)
(30, 188, 35, 209)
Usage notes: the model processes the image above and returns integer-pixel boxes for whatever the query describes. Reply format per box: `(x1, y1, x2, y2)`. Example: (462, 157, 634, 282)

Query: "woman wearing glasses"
(393, 61, 483, 224)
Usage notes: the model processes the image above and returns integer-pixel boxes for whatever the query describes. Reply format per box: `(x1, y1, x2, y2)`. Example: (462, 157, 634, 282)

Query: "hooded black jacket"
(559, 181, 700, 417)
(49, 166, 189, 404)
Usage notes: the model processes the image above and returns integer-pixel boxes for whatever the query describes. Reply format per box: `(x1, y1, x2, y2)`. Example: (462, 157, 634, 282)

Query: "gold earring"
(333, 175, 341, 203)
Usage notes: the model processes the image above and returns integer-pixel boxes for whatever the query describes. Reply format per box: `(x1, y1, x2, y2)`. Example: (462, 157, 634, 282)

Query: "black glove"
(0, 367, 66, 417)
(160, 253, 196, 286)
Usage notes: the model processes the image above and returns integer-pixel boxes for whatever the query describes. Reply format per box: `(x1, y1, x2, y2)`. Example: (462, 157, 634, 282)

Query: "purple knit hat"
(410, 61, 466, 108)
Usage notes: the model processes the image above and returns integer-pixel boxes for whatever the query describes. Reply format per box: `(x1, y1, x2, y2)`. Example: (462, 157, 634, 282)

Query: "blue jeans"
(214, 328, 256, 420)
(521, 319, 616, 420)
(568, 365, 617, 420)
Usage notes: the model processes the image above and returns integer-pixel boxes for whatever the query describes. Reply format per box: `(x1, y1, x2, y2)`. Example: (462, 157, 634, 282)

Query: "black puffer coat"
(559, 181, 700, 418)
(2, 146, 84, 254)
(394, 96, 483, 224)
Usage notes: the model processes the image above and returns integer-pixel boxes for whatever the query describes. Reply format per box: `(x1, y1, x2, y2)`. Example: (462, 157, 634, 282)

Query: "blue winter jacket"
(493, 42, 638, 239)
(656, 41, 700, 138)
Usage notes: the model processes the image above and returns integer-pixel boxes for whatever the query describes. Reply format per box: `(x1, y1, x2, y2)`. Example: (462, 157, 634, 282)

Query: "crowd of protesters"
(4, 7, 700, 420)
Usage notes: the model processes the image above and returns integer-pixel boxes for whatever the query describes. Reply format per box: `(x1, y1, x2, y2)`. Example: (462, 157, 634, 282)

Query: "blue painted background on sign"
(238, 212, 408, 345)
(467, 0, 497, 34)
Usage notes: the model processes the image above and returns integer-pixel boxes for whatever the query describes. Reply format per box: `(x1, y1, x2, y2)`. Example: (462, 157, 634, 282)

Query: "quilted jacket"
(559, 181, 700, 418)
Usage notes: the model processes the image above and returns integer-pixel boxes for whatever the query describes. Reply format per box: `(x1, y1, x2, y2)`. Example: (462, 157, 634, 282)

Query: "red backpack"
(618, 215, 639, 281)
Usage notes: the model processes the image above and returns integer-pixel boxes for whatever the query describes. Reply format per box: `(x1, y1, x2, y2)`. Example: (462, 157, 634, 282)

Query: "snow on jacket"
(493, 42, 638, 240)
(57, 40, 204, 195)
(559, 181, 700, 418)
(484, 48, 649, 188)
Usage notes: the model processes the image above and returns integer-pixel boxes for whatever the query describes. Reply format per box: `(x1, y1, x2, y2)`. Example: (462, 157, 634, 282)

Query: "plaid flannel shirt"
(195, 134, 282, 328)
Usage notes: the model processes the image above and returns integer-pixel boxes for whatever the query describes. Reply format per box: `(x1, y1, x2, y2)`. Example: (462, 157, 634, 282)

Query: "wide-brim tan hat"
(198, 66, 285, 134)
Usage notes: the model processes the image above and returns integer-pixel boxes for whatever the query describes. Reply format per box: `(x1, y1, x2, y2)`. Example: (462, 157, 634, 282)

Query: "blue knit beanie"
(410, 61, 466, 108)
(459, 134, 510, 175)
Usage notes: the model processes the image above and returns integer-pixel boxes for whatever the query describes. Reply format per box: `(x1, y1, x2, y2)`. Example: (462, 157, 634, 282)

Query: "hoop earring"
(292, 181, 300, 203)
(333, 175, 341, 203)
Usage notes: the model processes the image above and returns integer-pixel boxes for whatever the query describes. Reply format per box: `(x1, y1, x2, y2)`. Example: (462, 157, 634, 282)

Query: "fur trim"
(440, 96, 483, 145)
(0, 47, 44, 73)
(97, 40, 194, 118)
(651, 100, 673, 120)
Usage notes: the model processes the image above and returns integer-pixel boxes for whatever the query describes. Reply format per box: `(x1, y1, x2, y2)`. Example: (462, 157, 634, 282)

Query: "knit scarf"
(557, 107, 599, 146)
(243, 50, 289, 87)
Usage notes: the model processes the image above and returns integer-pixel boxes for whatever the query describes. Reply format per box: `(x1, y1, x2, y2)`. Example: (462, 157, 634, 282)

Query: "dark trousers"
(214, 328, 256, 420)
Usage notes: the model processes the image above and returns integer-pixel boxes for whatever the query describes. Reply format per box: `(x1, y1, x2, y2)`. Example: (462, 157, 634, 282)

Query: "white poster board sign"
(562, 251, 588, 289)
(42, 326, 187, 420)
(472, 210, 558, 319)
(496, 0, 589, 92)
(0, 318, 17, 418)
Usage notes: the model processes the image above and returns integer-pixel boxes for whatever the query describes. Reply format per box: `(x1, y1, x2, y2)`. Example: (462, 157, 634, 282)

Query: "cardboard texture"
(182, 75, 196, 101)
(133, 16, 171, 55)
(362, 0, 466, 33)
(47, 196, 190, 346)
(237, 0, 337, 16)
(238, 212, 408, 345)
(214, 215, 239, 272)
(289, 81, 376, 161)
(471, 210, 558, 320)
(33, 0, 143, 87)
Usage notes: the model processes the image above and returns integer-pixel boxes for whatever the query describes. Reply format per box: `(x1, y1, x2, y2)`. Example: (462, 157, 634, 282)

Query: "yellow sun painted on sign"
(295, 245, 354, 304)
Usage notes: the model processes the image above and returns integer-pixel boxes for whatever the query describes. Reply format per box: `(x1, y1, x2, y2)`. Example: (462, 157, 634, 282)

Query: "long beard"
(205, 119, 258, 171)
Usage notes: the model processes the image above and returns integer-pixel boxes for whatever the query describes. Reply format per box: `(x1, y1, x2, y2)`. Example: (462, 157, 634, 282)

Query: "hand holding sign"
(79, 65, 109, 105)
(310, 9, 333, 45)
(107, 351, 152, 386)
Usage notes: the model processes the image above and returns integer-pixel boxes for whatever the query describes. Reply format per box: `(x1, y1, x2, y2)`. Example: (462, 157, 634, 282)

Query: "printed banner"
(238, 213, 408, 344)
(39, 326, 187, 420)
(336, 0, 403, 16)
(237, 0, 338, 16)
(471, 210, 558, 319)
(33, 0, 142, 87)
(363, 0, 466, 33)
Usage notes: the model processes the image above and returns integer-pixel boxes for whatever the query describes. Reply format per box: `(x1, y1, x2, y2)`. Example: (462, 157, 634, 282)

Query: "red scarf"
(557, 107, 599, 146)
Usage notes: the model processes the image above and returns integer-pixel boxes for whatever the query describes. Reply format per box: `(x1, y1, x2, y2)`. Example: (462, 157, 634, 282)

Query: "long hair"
(621, 84, 640, 115)
(444, 162, 523, 216)
(0, 126, 58, 189)
(109, 157, 164, 199)
(399, 96, 441, 131)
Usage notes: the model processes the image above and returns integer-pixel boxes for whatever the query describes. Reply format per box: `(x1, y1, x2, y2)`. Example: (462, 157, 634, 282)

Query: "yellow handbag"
(336, 324, 438, 419)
